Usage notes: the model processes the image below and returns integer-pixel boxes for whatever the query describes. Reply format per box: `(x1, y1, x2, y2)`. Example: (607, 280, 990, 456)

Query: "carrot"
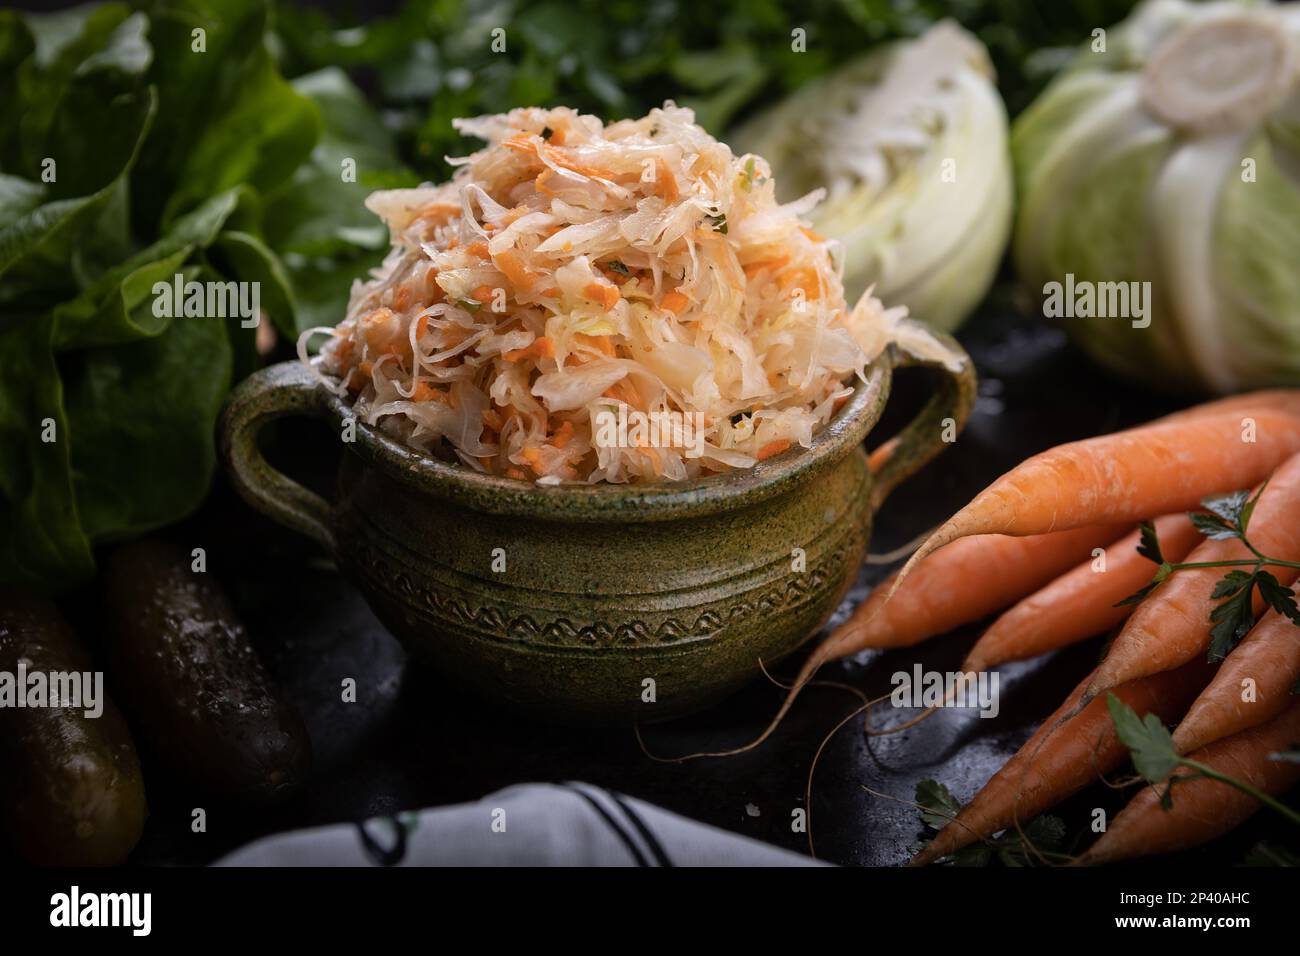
(779, 267, 821, 298)
(1172, 609, 1300, 754)
(1156, 388, 1300, 427)
(911, 660, 1211, 866)
(661, 290, 689, 314)
(502, 336, 555, 362)
(410, 382, 444, 403)
(742, 254, 791, 277)
(551, 420, 575, 449)
(896, 410, 1300, 601)
(1076, 699, 1300, 865)
(961, 514, 1203, 675)
(757, 439, 791, 461)
(1085, 450, 1300, 704)
(584, 281, 620, 310)
(820, 524, 1127, 657)
(470, 285, 496, 303)
(493, 249, 537, 289)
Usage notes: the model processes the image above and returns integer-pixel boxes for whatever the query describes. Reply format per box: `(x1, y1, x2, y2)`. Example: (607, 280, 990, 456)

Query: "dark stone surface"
(115, 308, 1272, 866)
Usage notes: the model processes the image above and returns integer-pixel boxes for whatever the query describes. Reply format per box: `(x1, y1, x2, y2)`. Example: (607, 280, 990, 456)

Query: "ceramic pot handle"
(218, 362, 338, 554)
(869, 325, 977, 513)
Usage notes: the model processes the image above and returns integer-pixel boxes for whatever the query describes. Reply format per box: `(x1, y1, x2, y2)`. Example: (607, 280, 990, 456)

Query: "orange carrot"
(1157, 389, 1300, 427)
(494, 250, 537, 289)
(897, 411, 1300, 598)
(962, 514, 1202, 675)
(757, 439, 791, 461)
(1077, 699, 1300, 865)
(1172, 609, 1300, 754)
(502, 336, 555, 362)
(410, 382, 444, 403)
(911, 660, 1211, 866)
(661, 290, 689, 314)
(821, 524, 1127, 657)
(1085, 451, 1300, 704)
(584, 281, 620, 310)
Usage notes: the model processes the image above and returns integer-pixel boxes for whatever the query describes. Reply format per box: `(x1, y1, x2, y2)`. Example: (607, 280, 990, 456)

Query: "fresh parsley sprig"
(1119, 485, 1300, 659)
(913, 779, 1069, 866)
(1108, 696, 1300, 825)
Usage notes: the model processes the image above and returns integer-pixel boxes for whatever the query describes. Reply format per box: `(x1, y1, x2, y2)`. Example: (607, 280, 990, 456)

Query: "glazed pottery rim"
(318, 357, 891, 522)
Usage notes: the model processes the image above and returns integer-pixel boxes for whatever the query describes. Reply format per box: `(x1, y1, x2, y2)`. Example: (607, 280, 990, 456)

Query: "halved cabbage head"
(1014, 0, 1300, 394)
(732, 21, 1013, 333)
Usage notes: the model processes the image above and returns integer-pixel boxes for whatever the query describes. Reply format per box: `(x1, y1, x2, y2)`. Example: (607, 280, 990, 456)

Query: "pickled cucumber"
(102, 539, 311, 805)
(0, 590, 146, 865)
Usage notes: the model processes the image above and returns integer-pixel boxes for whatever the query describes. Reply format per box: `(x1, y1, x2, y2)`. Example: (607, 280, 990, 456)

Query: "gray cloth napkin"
(216, 782, 823, 867)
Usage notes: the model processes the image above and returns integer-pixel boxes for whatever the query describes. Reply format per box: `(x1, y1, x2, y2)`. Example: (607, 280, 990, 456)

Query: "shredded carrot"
(482, 408, 505, 432)
(502, 336, 555, 362)
(654, 158, 679, 202)
(602, 378, 642, 409)
(661, 290, 689, 314)
(504, 467, 528, 480)
(393, 285, 413, 311)
(465, 241, 490, 259)
(581, 334, 616, 357)
(551, 420, 575, 449)
(584, 281, 620, 310)
(743, 254, 791, 277)
(540, 287, 561, 298)
(757, 439, 791, 461)
(780, 267, 822, 299)
(470, 284, 496, 303)
(799, 226, 824, 243)
(494, 249, 537, 289)
(410, 381, 443, 403)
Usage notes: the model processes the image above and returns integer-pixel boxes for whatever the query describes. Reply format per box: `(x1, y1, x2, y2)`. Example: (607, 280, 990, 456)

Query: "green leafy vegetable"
(1109, 695, 1300, 826)
(1120, 490, 1300, 659)
(732, 22, 1012, 333)
(1013, 0, 1300, 394)
(0, 1, 409, 593)
(1107, 693, 1181, 783)
(913, 779, 1066, 866)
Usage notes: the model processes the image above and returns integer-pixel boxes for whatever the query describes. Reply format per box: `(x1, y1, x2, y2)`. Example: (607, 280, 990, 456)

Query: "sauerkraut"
(303, 103, 957, 484)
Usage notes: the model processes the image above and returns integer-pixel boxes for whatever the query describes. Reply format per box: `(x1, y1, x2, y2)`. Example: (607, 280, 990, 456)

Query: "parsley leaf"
(915, 779, 961, 830)
(1209, 576, 1259, 660)
(1257, 571, 1300, 625)
(1108, 694, 1180, 783)
(605, 259, 630, 275)
(1210, 569, 1255, 599)
(1191, 511, 1240, 541)
(1136, 520, 1163, 564)
(1203, 489, 1253, 527)
(1239, 481, 1269, 534)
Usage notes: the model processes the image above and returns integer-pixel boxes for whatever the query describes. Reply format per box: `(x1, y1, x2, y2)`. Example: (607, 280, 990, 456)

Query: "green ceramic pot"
(219, 327, 974, 724)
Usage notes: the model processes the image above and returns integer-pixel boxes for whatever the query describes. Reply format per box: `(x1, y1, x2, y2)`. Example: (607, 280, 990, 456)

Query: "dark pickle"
(102, 539, 311, 806)
(0, 590, 147, 865)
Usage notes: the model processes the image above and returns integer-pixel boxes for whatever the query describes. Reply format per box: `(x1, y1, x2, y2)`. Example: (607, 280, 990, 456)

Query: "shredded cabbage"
(304, 103, 956, 483)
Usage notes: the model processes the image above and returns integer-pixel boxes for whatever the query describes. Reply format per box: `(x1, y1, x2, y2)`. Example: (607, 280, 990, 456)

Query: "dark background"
(7, 0, 1289, 867)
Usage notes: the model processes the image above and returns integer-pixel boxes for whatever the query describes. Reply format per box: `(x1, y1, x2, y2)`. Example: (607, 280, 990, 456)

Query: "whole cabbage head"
(732, 21, 1012, 333)
(1014, 0, 1300, 394)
